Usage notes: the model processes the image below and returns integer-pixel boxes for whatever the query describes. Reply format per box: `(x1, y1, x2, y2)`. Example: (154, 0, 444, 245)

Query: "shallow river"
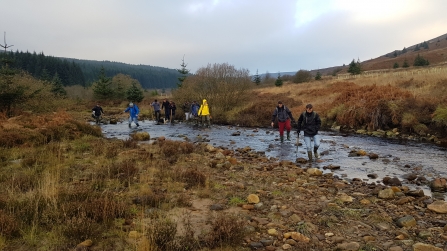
(100, 120, 447, 197)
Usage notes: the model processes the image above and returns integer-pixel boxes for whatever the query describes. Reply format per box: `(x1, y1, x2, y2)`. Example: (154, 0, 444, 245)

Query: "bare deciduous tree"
(173, 63, 252, 119)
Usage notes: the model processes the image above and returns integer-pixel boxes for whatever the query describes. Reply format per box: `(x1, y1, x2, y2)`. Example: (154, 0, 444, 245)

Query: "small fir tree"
(126, 82, 144, 103)
(402, 47, 407, 53)
(252, 69, 261, 85)
(414, 44, 420, 51)
(393, 62, 399, 69)
(176, 56, 189, 88)
(315, 71, 322, 80)
(274, 73, 283, 87)
(50, 72, 67, 97)
(92, 67, 114, 100)
(347, 59, 361, 75)
(402, 59, 410, 68)
(413, 54, 429, 66)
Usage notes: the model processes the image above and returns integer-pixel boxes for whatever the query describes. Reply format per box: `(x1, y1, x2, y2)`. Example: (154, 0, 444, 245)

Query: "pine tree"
(274, 73, 283, 87)
(252, 69, 261, 85)
(393, 51, 398, 57)
(414, 44, 420, 51)
(402, 47, 407, 53)
(393, 62, 399, 69)
(51, 72, 67, 97)
(92, 67, 114, 100)
(402, 59, 410, 68)
(176, 56, 189, 88)
(315, 71, 322, 80)
(0, 55, 39, 117)
(422, 41, 429, 50)
(40, 68, 52, 83)
(347, 59, 361, 75)
(126, 82, 144, 103)
(413, 54, 429, 66)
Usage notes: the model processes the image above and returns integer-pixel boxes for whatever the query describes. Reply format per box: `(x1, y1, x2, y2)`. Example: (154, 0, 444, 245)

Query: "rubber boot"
(286, 131, 291, 141)
(280, 136, 284, 143)
(307, 151, 313, 162)
(314, 146, 320, 159)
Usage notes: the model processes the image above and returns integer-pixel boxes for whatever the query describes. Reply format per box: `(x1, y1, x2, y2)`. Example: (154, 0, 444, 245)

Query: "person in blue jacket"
(124, 102, 140, 128)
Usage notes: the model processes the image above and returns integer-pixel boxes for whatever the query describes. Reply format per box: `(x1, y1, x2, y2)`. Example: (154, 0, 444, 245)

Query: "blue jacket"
(124, 105, 139, 118)
(191, 103, 199, 116)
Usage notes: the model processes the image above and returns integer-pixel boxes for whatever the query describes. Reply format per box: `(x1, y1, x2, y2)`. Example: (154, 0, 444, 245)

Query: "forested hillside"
(4, 51, 86, 86)
(67, 58, 181, 90)
(1, 51, 182, 89)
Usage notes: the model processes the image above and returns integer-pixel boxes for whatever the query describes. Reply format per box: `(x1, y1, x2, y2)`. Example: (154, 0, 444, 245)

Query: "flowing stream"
(100, 120, 447, 198)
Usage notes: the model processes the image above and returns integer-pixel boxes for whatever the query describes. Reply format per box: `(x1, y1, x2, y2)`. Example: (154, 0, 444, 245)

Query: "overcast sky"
(1, 0, 446, 75)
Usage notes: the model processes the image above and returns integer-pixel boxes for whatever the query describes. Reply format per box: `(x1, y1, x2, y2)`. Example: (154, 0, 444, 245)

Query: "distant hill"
(62, 58, 181, 89)
(359, 32, 447, 72)
(261, 32, 447, 78)
(316, 32, 447, 76)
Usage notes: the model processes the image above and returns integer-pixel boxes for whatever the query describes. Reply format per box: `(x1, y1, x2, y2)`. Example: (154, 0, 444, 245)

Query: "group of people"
(271, 101, 321, 162)
(93, 99, 321, 162)
(149, 99, 177, 124)
(148, 99, 210, 126)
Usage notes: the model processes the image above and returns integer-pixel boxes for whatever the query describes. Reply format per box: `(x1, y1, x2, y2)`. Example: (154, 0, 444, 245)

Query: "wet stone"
(396, 215, 417, 228)
(209, 204, 224, 211)
(260, 239, 274, 246)
(249, 242, 264, 250)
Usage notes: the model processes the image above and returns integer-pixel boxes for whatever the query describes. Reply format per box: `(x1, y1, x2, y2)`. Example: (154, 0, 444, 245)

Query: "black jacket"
(297, 111, 321, 136)
(92, 106, 104, 116)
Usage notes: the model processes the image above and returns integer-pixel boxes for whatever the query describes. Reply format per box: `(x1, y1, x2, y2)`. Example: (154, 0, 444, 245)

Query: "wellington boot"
(307, 151, 313, 162)
(286, 131, 291, 141)
(314, 147, 320, 159)
(280, 136, 284, 143)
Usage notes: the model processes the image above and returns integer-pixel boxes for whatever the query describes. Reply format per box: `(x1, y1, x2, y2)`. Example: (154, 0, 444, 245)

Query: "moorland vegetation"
(1, 40, 447, 250)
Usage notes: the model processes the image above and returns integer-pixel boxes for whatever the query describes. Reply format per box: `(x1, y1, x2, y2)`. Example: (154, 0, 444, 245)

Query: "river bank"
(94, 119, 447, 250)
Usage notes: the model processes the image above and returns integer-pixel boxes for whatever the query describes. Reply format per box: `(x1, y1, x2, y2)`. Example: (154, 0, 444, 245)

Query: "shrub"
(401, 112, 418, 131)
(147, 218, 178, 250)
(180, 168, 207, 189)
(0, 210, 19, 238)
(432, 105, 447, 127)
(60, 213, 103, 247)
(202, 213, 246, 248)
(122, 138, 138, 149)
(132, 189, 168, 208)
(109, 159, 139, 182)
(130, 131, 150, 141)
(413, 123, 428, 136)
(293, 70, 312, 83)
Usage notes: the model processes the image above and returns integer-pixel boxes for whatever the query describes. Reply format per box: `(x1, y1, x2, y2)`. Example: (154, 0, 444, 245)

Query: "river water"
(100, 120, 447, 197)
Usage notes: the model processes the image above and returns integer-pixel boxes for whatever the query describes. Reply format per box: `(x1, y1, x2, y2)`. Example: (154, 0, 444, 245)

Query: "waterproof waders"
(307, 151, 313, 161)
(314, 146, 320, 159)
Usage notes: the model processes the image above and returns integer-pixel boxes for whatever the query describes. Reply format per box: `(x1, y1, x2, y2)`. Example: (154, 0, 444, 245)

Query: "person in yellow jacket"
(198, 99, 211, 127)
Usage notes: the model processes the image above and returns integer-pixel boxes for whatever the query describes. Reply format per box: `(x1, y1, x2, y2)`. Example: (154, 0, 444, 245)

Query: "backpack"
(301, 111, 315, 125)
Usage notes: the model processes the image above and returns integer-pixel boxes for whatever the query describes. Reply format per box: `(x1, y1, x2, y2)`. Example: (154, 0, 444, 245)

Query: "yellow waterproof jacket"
(198, 99, 210, 116)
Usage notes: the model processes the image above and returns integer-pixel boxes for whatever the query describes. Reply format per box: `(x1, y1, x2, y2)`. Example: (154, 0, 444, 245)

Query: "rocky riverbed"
(100, 121, 447, 250)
